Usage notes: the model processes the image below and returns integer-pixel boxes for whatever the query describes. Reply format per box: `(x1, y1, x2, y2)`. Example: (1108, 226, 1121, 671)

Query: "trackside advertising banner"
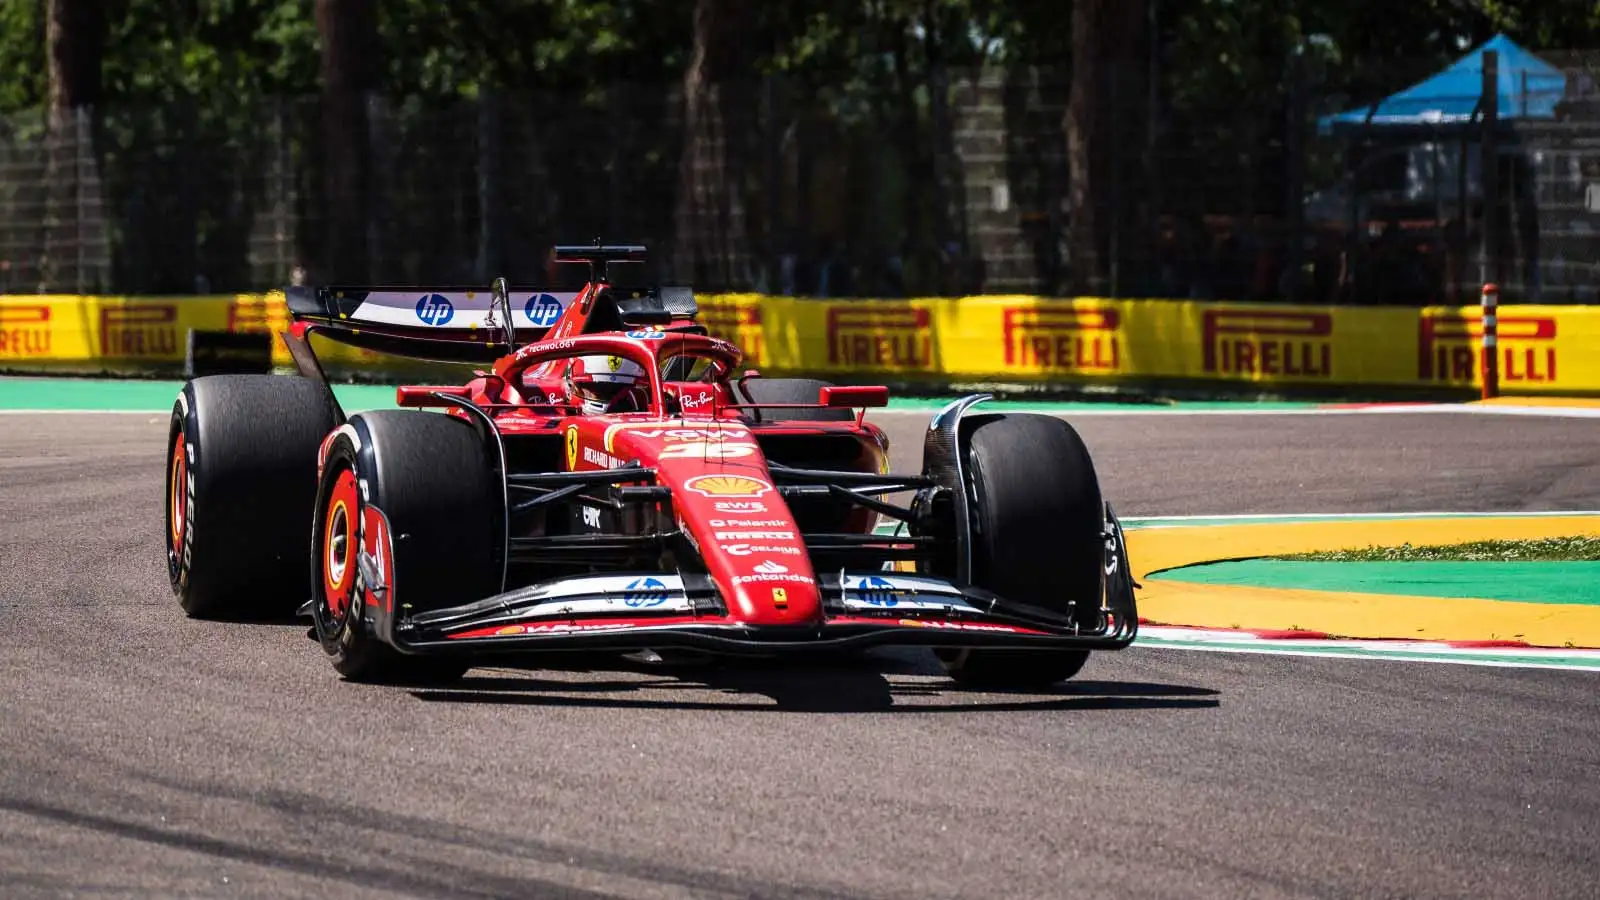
(3, 292, 1598, 394)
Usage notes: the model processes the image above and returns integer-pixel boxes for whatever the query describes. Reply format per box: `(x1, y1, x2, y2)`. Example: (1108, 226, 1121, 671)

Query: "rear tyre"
(936, 413, 1104, 689)
(165, 374, 339, 620)
(310, 410, 499, 684)
(737, 377, 854, 422)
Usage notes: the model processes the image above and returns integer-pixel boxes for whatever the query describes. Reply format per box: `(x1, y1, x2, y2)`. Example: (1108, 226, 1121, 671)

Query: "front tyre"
(166, 374, 339, 620)
(310, 410, 499, 684)
(936, 413, 1104, 688)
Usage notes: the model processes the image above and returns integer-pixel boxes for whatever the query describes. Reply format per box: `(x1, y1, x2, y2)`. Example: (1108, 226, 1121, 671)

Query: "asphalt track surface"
(3, 408, 1600, 899)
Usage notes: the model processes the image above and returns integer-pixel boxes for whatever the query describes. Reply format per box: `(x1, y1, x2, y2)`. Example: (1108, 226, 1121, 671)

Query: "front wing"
(384, 506, 1139, 658)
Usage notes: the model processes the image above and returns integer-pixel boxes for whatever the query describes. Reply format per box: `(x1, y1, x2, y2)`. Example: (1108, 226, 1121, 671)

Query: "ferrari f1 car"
(164, 243, 1137, 687)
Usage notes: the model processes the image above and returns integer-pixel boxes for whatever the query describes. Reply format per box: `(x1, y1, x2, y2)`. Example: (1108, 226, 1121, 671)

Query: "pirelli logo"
(1419, 313, 1558, 384)
(1202, 309, 1333, 378)
(100, 304, 178, 358)
(0, 304, 52, 357)
(826, 305, 932, 368)
(698, 304, 762, 366)
(1001, 307, 1121, 371)
(227, 298, 289, 333)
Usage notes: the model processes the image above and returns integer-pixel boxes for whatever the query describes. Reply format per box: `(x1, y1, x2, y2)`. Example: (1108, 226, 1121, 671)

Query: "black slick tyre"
(738, 377, 854, 422)
(936, 413, 1104, 688)
(165, 374, 339, 620)
(309, 410, 499, 685)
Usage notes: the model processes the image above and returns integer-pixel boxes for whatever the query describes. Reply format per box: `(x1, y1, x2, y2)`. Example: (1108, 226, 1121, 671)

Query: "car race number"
(656, 441, 758, 460)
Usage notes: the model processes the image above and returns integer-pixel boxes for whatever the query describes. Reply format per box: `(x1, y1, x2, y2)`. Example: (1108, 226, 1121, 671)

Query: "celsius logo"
(415, 294, 454, 326)
(524, 293, 563, 327)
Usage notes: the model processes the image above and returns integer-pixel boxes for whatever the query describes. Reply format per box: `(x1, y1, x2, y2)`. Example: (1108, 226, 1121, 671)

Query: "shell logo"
(685, 474, 772, 499)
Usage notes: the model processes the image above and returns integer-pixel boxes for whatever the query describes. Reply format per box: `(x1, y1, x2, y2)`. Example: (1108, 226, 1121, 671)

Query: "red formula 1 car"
(164, 244, 1137, 687)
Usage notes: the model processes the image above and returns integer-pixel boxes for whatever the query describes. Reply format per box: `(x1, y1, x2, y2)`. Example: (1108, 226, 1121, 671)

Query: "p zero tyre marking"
(322, 467, 359, 622)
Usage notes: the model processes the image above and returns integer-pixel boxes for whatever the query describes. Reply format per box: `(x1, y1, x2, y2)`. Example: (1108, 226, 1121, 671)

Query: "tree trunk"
(41, 0, 104, 292)
(315, 0, 378, 284)
(673, 0, 752, 290)
(1066, 0, 1147, 296)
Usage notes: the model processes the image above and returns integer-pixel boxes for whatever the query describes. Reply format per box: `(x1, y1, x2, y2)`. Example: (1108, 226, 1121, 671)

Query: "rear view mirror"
(819, 385, 889, 408)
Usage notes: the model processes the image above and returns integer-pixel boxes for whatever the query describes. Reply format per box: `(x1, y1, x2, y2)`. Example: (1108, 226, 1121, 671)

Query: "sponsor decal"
(487, 621, 640, 636)
(685, 474, 772, 499)
(581, 506, 603, 528)
(754, 560, 788, 574)
(415, 293, 455, 326)
(1418, 313, 1558, 384)
(583, 446, 620, 469)
(722, 544, 804, 557)
(733, 572, 816, 586)
(0, 304, 51, 357)
(826, 304, 932, 368)
(523, 293, 565, 327)
(658, 440, 759, 460)
(626, 329, 667, 340)
(713, 500, 770, 514)
(772, 587, 788, 608)
(714, 530, 796, 541)
(604, 424, 751, 453)
(565, 425, 579, 470)
(679, 391, 716, 411)
(708, 519, 789, 528)
(100, 304, 178, 358)
(623, 576, 669, 608)
(1201, 309, 1333, 378)
(1001, 306, 1121, 371)
(852, 575, 900, 607)
(895, 619, 1019, 633)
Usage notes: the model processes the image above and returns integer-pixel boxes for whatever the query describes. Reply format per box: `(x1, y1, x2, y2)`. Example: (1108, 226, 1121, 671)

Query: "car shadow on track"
(408, 651, 1220, 714)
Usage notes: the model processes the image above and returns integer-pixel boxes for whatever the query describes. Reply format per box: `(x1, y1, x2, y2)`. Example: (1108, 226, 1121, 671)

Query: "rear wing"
(284, 282, 580, 364)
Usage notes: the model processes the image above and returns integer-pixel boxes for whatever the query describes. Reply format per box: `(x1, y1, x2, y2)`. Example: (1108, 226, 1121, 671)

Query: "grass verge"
(1280, 535, 1600, 562)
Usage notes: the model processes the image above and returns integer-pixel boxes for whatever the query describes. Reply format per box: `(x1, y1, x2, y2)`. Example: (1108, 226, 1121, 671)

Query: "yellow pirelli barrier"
(0, 293, 394, 376)
(692, 295, 1600, 396)
(4, 291, 1598, 395)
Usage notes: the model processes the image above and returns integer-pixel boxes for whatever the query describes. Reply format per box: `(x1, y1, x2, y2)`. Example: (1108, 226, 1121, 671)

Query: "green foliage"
(1281, 536, 1600, 562)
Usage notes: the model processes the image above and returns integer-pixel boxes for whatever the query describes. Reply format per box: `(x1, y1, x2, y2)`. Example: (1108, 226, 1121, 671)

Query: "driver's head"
(565, 354, 646, 414)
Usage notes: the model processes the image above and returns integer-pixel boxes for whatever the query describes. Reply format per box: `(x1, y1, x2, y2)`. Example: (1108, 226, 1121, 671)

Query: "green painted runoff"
(1148, 559, 1600, 605)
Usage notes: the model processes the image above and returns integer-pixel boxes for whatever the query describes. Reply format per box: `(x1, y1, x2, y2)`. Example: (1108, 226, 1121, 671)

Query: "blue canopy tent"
(1318, 34, 1567, 135)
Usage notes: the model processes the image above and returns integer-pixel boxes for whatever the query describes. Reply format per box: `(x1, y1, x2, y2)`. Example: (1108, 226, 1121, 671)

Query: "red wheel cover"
(322, 467, 359, 621)
(168, 432, 186, 558)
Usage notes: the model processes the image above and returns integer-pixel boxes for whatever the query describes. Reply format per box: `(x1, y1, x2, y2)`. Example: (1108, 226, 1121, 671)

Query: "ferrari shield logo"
(772, 588, 788, 608)
(565, 425, 579, 470)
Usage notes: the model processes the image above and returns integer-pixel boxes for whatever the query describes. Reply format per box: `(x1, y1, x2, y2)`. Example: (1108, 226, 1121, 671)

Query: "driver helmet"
(565, 354, 646, 414)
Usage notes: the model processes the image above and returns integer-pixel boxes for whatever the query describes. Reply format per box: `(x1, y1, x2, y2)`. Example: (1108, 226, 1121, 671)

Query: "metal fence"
(2, 53, 1598, 303)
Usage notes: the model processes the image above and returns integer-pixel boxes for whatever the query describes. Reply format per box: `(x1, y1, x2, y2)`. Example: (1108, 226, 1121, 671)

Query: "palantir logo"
(524, 293, 563, 327)
(415, 293, 454, 326)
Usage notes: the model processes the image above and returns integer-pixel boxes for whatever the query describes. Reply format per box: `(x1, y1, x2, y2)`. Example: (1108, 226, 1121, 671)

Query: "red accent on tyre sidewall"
(322, 467, 359, 621)
(168, 431, 186, 557)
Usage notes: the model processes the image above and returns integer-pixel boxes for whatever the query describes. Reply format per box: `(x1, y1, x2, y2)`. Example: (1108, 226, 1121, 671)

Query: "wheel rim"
(167, 432, 186, 559)
(322, 467, 359, 622)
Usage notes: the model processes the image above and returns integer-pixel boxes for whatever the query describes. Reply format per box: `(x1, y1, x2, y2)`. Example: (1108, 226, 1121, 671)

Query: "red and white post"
(1480, 283, 1499, 400)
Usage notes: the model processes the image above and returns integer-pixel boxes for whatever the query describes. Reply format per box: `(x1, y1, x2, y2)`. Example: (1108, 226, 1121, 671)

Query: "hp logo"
(623, 577, 668, 608)
(415, 294, 454, 326)
(524, 293, 564, 327)
(855, 576, 898, 607)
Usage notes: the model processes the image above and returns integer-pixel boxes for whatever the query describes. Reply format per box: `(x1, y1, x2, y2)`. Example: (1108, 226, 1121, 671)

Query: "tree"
(316, 0, 378, 283)
(1067, 0, 1147, 295)
(672, 0, 753, 289)
(39, 0, 105, 291)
